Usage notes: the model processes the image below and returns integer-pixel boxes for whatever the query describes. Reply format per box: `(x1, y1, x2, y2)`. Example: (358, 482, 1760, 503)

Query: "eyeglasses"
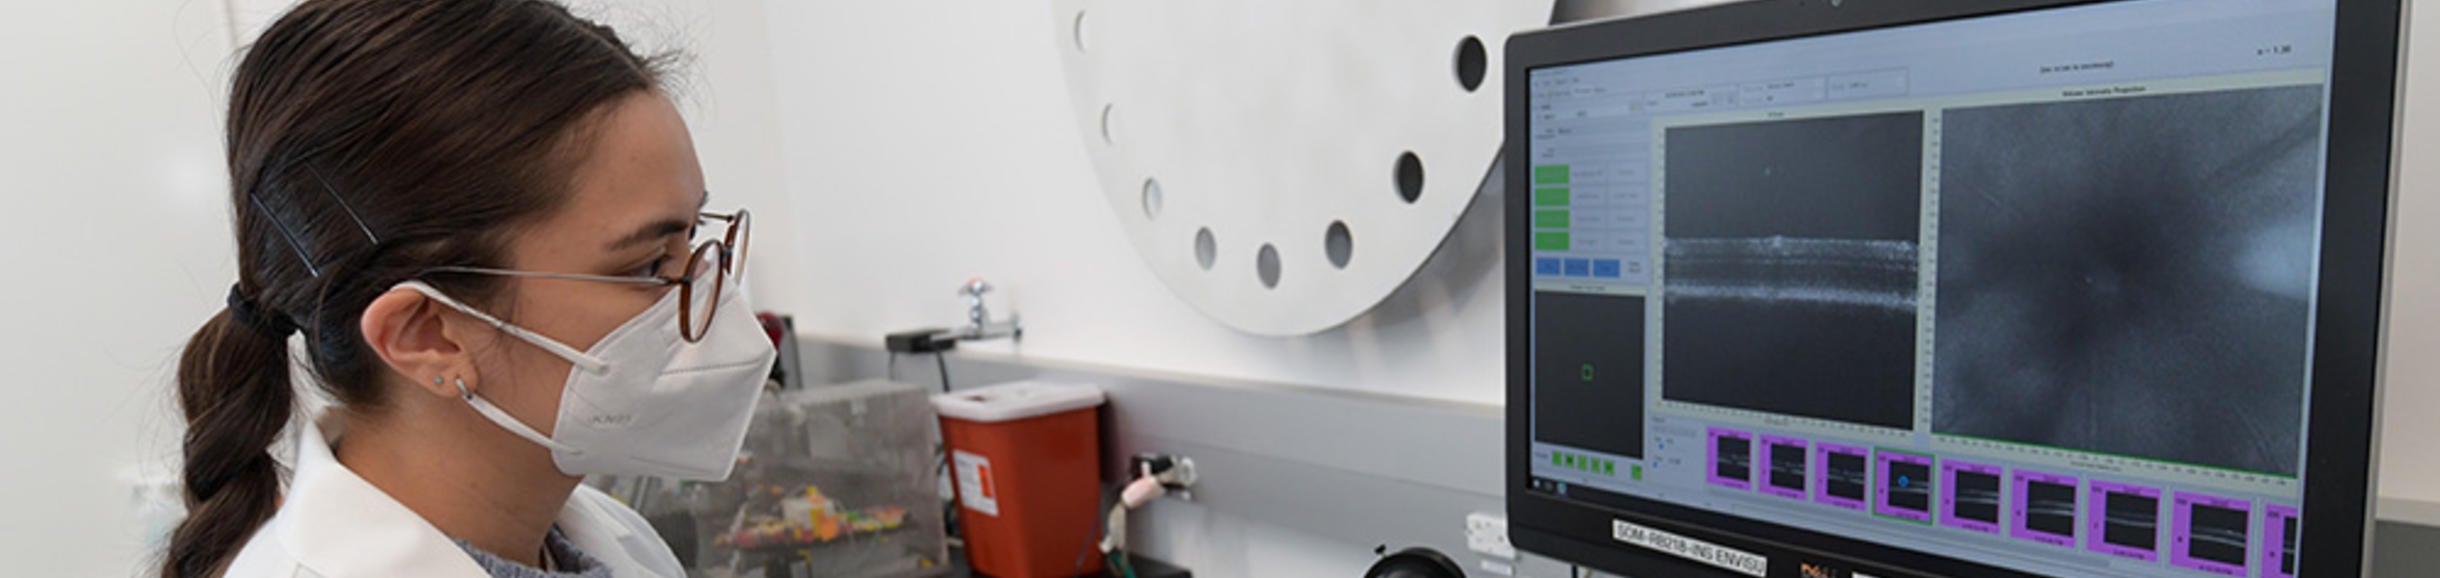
(419, 209, 752, 343)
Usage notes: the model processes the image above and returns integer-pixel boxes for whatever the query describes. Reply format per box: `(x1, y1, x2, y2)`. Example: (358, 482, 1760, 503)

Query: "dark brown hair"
(165, 1, 666, 576)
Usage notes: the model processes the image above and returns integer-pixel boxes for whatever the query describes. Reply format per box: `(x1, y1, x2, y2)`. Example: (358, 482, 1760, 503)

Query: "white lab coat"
(221, 412, 687, 578)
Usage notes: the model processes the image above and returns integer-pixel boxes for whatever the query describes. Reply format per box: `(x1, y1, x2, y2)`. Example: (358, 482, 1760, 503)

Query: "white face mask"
(394, 278, 778, 480)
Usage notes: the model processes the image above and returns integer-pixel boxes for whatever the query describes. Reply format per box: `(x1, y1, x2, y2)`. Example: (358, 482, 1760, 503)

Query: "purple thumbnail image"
(1759, 435, 1809, 500)
(1875, 451, 1935, 523)
(2262, 504, 2299, 578)
(2010, 470, 2078, 548)
(1815, 443, 1871, 511)
(2170, 491, 2252, 576)
(1707, 427, 1755, 491)
(1939, 460, 2004, 535)
(2088, 480, 2163, 562)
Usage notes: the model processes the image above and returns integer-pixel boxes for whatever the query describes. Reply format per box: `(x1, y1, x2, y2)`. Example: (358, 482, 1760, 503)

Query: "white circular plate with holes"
(1054, 0, 1553, 336)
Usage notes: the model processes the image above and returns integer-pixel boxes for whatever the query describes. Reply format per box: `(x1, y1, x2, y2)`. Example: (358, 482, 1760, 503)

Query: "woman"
(163, 1, 775, 576)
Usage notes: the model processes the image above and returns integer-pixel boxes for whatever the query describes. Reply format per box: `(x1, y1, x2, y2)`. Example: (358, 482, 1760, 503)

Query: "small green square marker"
(1533, 165, 1571, 185)
(1553, 453, 1563, 466)
(1534, 210, 1571, 229)
(1534, 232, 1571, 251)
(1602, 461, 1616, 476)
(1533, 188, 1570, 207)
(1632, 464, 1644, 480)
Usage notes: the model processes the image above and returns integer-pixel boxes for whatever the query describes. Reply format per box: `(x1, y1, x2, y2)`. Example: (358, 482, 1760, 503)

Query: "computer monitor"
(1503, 1, 2402, 576)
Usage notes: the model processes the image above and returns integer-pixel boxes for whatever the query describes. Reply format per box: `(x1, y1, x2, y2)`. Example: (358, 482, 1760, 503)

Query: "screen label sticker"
(1613, 518, 1769, 577)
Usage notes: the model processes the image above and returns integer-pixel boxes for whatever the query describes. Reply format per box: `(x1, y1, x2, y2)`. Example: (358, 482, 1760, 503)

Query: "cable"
(1073, 482, 1118, 575)
(934, 352, 952, 393)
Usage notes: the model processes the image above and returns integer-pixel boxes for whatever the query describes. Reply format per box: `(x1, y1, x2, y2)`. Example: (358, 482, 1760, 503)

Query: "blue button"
(1593, 259, 1622, 278)
(1563, 259, 1592, 277)
(1536, 258, 1564, 276)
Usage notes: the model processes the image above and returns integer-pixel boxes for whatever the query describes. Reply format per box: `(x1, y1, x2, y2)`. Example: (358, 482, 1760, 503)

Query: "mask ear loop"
(393, 281, 610, 374)
(456, 377, 581, 455)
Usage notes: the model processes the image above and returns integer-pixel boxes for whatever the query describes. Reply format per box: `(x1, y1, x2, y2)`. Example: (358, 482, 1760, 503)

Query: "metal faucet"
(954, 277, 1022, 343)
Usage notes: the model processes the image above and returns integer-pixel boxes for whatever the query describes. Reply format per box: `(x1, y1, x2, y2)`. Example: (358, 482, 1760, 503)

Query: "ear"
(360, 287, 476, 400)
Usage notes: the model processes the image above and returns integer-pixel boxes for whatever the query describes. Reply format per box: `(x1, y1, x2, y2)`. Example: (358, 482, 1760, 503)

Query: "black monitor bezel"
(1502, 0, 2402, 576)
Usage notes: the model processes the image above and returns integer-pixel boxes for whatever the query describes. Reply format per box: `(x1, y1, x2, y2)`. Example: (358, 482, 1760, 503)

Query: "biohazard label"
(953, 450, 1000, 517)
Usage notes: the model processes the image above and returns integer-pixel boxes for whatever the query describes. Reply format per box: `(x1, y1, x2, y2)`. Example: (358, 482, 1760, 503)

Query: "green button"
(1534, 232, 1571, 251)
(1604, 461, 1616, 476)
(1534, 165, 1571, 185)
(1632, 464, 1644, 480)
(1533, 187, 1571, 207)
(1553, 453, 1564, 466)
(1534, 210, 1571, 229)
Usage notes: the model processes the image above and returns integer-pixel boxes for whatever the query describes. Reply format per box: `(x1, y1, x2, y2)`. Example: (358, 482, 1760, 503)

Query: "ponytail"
(161, 296, 297, 578)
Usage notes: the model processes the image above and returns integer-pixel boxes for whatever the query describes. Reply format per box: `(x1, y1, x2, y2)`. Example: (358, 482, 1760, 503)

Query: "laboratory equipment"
(597, 379, 950, 577)
(1504, 0, 2399, 576)
(1051, 0, 1552, 336)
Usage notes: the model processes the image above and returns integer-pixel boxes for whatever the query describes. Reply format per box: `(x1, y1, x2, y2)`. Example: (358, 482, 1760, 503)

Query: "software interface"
(1524, 1, 2334, 576)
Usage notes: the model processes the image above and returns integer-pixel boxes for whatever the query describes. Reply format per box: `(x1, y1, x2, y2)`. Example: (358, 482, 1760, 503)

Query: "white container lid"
(932, 380, 1106, 423)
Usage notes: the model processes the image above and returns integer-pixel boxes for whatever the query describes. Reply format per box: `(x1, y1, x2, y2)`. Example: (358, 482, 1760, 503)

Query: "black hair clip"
(243, 161, 382, 278)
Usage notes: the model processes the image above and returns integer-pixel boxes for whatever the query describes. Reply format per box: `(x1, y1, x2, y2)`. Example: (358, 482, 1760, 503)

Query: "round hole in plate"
(1256, 243, 1282, 289)
(1141, 178, 1164, 220)
(1395, 151, 1425, 204)
(1195, 228, 1217, 271)
(1073, 11, 1091, 52)
(1324, 221, 1353, 269)
(1455, 36, 1487, 92)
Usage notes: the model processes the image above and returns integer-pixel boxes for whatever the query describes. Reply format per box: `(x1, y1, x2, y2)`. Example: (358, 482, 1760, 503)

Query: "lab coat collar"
(554, 483, 660, 575)
(277, 412, 676, 578)
(280, 412, 492, 577)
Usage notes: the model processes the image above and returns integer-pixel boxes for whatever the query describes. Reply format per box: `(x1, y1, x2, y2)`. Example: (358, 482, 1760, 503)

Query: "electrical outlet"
(1130, 452, 1198, 490)
(1466, 512, 1517, 560)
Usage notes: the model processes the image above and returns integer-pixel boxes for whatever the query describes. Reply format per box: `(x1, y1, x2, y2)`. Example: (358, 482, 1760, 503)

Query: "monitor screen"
(1513, 0, 2388, 576)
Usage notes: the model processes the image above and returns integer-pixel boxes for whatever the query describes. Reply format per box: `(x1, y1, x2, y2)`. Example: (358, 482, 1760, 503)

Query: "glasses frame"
(419, 209, 752, 343)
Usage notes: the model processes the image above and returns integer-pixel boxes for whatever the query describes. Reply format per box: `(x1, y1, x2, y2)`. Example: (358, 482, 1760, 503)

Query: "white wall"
(2378, 0, 2440, 510)
(0, 1, 242, 575)
(757, 4, 1505, 571)
(763, 0, 1509, 407)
